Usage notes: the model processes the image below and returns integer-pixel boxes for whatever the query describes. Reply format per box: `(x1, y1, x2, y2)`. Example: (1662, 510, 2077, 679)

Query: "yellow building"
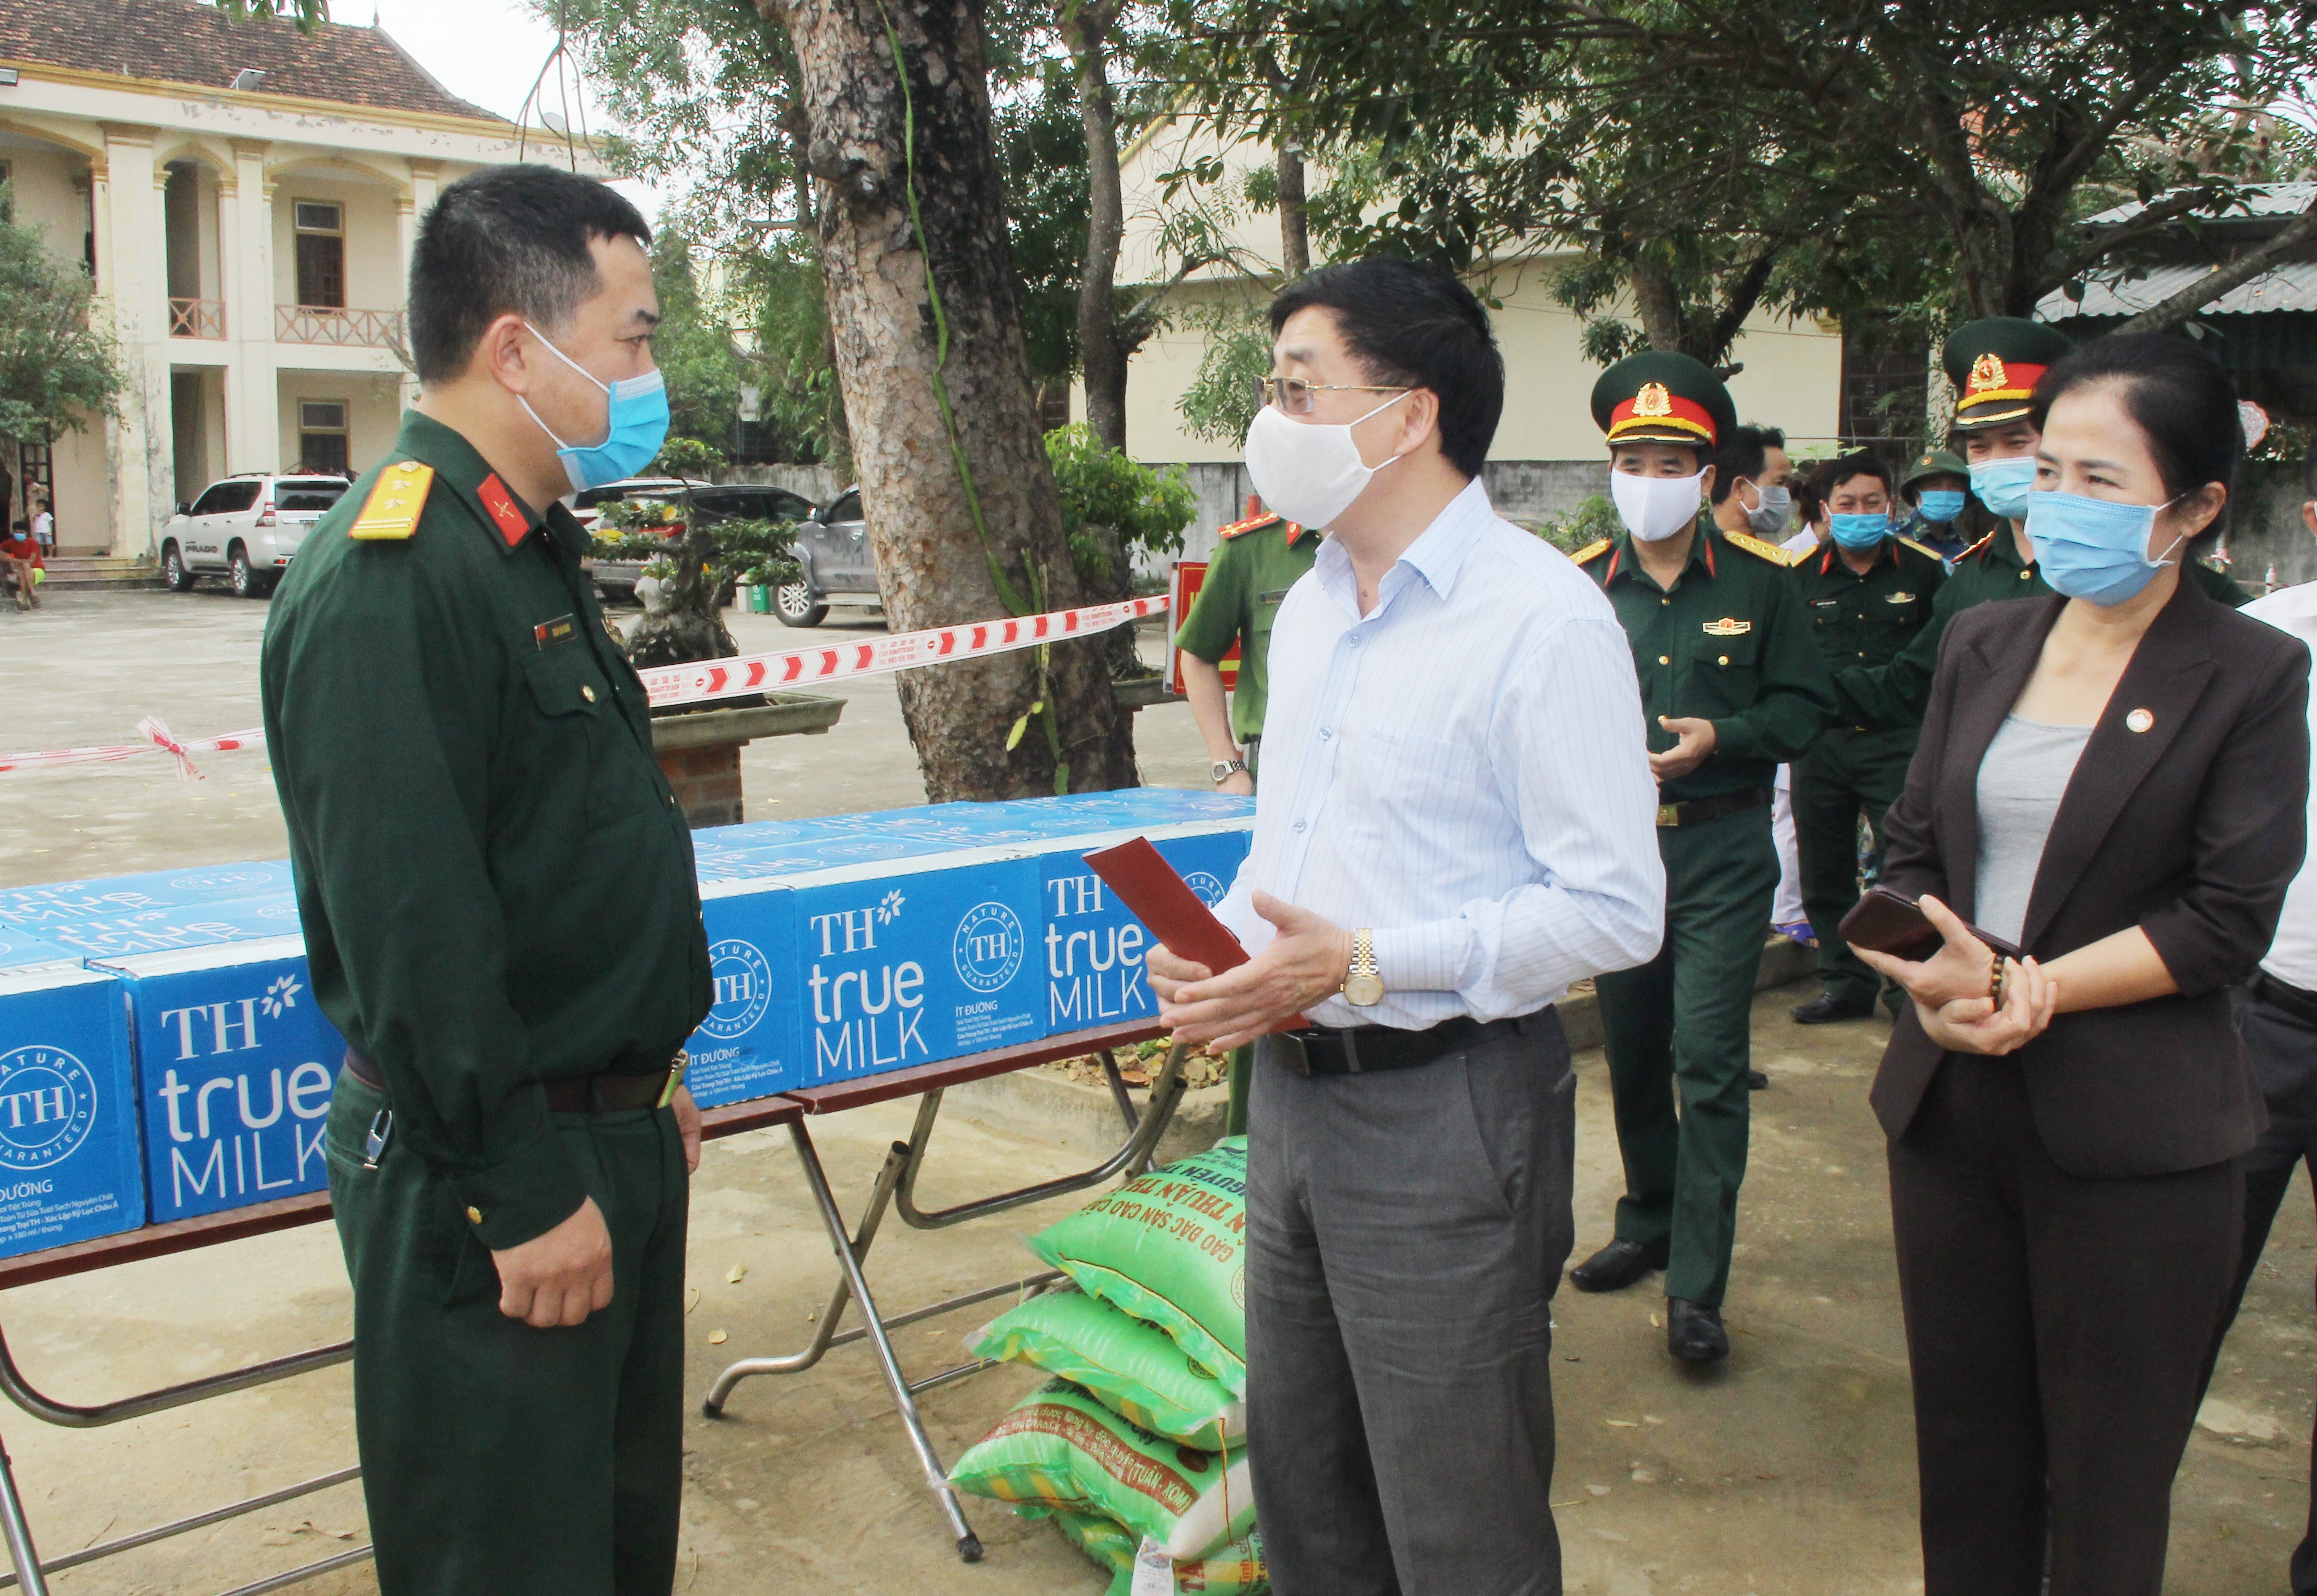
(0, 0, 596, 555)
(1096, 114, 1850, 554)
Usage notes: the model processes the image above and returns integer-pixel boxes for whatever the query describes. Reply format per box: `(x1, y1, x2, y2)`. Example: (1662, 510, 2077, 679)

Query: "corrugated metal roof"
(2038, 261, 2317, 320)
(2082, 182, 2317, 227)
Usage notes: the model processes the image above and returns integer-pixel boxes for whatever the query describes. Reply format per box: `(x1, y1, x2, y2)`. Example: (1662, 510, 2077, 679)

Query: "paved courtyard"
(0, 588, 2309, 1594)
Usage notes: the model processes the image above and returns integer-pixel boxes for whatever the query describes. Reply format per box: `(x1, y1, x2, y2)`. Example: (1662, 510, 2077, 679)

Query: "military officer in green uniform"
(261, 166, 711, 1595)
(1840, 317, 2252, 728)
(1174, 498, 1316, 1136)
(1896, 446, 1975, 560)
(1566, 352, 1837, 1362)
(1785, 453, 1946, 1025)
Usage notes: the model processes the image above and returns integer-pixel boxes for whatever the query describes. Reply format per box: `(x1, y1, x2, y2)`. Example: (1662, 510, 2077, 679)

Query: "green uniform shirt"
(261, 410, 713, 1252)
(1579, 520, 1836, 803)
(1172, 516, 1319, 744)
(1791, 535, 1947, 724)
(1836, 525, 2253, 727)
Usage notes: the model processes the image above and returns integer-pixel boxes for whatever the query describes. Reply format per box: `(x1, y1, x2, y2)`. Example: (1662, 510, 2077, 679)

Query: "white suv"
(162, 473, 353, 598)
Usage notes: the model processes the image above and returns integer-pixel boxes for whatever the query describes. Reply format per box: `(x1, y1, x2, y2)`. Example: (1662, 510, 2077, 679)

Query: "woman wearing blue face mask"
(1851, 333, 2312, 1596)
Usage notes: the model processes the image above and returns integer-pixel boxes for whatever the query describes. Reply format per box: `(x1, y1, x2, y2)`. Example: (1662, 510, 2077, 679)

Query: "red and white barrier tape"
(0, 595, 1168, 776)
(637, 594, 1167, 708)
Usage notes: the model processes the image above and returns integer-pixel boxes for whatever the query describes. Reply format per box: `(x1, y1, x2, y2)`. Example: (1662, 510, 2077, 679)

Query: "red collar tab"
(478, 473, 532, 548)
(1282, 521, 1307, 547)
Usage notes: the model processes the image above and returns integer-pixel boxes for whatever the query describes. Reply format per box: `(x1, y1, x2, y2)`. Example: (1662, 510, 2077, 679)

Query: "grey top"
(1975, 713, 2095, 946)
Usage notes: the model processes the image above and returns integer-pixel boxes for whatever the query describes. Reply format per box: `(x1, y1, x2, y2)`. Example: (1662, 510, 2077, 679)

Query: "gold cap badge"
(1634, 381, 1673, 417)
(1968, 353, 2009, 394)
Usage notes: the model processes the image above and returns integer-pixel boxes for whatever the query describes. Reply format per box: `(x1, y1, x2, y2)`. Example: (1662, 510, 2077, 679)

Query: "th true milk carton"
(0, 923, 77, 972)
(0, 862, 297, 929)
(685, 877, 803, 1109)
(1024, 821, 1253, 1032)
(94, 936, 344, 1223)
(0, 964, 145, 1257)
(21, 893, 306, 964)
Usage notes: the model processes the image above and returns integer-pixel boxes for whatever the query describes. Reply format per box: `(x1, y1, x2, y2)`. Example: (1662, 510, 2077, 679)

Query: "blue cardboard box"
(1024, 822, 1252, 1032)
(0, 924, 76, 972)
(694, 831, 969, 885)
(0, 965, 145, 1257)
(687, 847, 1049, 1107)
(95, 936, 344, 1223)
(0, 862, 297, 929)
(25, 893, 306, 964)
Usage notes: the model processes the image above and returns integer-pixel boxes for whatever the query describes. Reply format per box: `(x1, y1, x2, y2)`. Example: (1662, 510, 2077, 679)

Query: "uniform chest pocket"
(518, 647, 652, 832)
(1683, 629, 1760, 716)
(523, 645, 614, 719)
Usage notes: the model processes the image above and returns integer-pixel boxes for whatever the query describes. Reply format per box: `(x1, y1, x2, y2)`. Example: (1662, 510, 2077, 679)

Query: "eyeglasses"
(1252, 376, 1410, 417)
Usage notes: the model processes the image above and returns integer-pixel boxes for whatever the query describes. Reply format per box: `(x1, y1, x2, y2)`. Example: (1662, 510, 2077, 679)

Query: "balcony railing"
(168, 297, 225, 339)
(275, 304, 406, 349)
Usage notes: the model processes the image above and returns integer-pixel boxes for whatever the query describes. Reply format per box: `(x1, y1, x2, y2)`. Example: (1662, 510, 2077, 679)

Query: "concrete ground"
(0, 587, 2312, 1594)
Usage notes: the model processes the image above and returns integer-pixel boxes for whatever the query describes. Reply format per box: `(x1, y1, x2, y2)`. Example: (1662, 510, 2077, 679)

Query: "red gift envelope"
(1081, 836, 1307, 1031)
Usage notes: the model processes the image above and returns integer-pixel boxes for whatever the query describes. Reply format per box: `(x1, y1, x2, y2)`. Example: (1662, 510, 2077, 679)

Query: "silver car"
(777, 485, 882, 628)
(162, 473, 352, 598)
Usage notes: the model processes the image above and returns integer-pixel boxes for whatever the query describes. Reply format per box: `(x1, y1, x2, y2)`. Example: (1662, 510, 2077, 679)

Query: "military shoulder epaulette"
(1723, 528, 1802, 566)
(1895, 535, 1944, 563)
(1957, 530, 1998, 562)
(1570, 537, 1614, 565)
(347, 460, 434, 541)
(1217, 511, 1283, 540)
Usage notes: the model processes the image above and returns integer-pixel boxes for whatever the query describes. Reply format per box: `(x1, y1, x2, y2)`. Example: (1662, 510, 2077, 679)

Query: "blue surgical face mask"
(1829, 512, 1891, 549)
(2024, 490, 2186, 607)
(518, 323, 671, 493)
(1969, 456, 2037, 520)
(1917, 490, 1967, 524)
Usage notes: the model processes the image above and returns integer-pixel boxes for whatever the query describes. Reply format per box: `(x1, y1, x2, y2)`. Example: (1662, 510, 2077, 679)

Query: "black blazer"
(1872, 578, 2311, 1177)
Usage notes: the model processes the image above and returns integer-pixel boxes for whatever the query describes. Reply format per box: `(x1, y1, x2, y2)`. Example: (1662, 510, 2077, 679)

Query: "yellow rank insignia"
(1570, 537, 1613, 564)
(1886, 591, 1917, 604)
(1703, 617, 1752, 637)
(349, 460, 433, 540)
(1722, 529, 1801, 565)
(1896, 535, 1942, 562)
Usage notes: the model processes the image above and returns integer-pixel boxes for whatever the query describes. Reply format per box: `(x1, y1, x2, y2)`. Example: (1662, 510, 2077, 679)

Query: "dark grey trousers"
(1247, 1011, 1575, 1596)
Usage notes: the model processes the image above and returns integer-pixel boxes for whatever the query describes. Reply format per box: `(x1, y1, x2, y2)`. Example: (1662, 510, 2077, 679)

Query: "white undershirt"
(2243, 581, 2317, 989)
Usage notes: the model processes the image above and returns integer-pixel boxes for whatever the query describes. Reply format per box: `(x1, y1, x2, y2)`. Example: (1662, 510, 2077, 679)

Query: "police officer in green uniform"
(1566, 352, 1837, 1362)
(1840, 317, 2252, 728)
(260, 166, 711, 1595)
(1786, 453, 1946, 1024)
(1174, 500, 1317, 1136)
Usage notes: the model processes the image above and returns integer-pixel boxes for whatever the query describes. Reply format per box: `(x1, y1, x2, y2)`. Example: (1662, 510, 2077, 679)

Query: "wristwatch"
(1342, 929, 1384, 1007)
(1210, 757, 1248, 784)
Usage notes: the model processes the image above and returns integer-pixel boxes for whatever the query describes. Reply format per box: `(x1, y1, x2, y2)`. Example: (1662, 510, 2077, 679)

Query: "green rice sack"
(1041, 1507, 1267, 1596)
(948, 1378, 1256, 1560)
(967, 1289, 1247, 1450)
(1028, 1138, 1248, 1395)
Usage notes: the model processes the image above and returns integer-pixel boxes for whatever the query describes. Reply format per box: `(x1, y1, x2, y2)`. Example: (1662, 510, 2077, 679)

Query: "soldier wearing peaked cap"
(1566, 351, 1837, 1363)
(261, 165, 710, 1595)
(1837, 317, 2251, 732)
(1174, 495, 1316, 1135)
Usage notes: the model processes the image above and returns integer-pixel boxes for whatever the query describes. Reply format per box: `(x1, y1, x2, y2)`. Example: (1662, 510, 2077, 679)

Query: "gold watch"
(1342, 930, 1384, 1007)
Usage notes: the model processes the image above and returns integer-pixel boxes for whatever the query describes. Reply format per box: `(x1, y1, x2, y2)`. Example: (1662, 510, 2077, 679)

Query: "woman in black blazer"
(1857, 334, 2310, 1596)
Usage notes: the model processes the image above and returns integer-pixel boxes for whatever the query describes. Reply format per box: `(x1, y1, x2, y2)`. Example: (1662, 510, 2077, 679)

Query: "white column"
(97, 123, 165, 559)
(401, 158, 440, 408)
(226, 139, 278, 476)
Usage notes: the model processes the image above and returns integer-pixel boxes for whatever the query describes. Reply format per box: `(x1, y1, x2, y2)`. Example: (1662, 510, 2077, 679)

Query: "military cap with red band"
(1942, 316, 2073, 431)
(1590, 350, 1737, 452)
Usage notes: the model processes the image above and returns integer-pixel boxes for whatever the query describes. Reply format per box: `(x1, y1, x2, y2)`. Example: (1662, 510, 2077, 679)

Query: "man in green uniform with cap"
(1896, 446, 1974, 560)
(1840, 317, 2251, 728)
(261, 164, 711, 1595)
(1785, 453, 1945, 1025)
(1567, 351, 1836, 1362)
(1174, 496, 1316, 1135)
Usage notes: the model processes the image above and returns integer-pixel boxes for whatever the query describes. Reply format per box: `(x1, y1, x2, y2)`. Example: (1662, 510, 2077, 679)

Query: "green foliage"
(0, 182, 124, 448)
(1174, 298, 1273, 445)
(648, 230, 742, 453)
(706, 518, 804, 589)
(650, 434, 728, 480)
(1044, 423, 1196, 580)
(1527, 495, 1620, 556)
(991, 55, 1093, 389)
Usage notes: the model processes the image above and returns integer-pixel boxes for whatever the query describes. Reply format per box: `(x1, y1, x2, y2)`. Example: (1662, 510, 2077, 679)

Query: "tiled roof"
(0, 0, 502, 124)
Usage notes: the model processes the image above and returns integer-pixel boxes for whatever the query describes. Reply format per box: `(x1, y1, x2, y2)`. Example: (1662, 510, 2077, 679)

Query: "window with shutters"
(293, 201, 345, 309)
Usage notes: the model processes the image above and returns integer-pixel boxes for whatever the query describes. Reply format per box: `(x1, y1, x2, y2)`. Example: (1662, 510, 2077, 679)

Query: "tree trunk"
(1069, 0, 1131, 453)
(770, 0, 1138, 798)
(1632, 263, 1685, 354)
(1277, 141, 1310, 279)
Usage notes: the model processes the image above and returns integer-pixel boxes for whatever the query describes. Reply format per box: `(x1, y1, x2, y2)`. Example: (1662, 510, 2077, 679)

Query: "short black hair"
(2300, 432, 2317, 500)
(2029, 332, 2242, 550)
(1816, 451, 1895, 499)
(1709, 424, 1787, 505)
(1268, 259, 1502, 478)
(409, 164, 651, 384)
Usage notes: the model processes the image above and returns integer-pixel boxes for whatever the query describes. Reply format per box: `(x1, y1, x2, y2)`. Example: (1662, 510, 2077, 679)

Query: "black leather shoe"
(1790, 991, 1875, 1025)
(1666, 1297, 1730, 1362)
(1746, 1069, 1769, 1090)
(1569, 1237, 1670, 1293)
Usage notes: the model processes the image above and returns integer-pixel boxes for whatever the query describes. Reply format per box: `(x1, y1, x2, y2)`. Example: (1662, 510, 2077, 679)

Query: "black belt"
(1656, 786, 1772, 829)
(1267, 1011, 1540, 1077)
(342, 1049, 678, 1113)
(2250, 969, 2317, 1030)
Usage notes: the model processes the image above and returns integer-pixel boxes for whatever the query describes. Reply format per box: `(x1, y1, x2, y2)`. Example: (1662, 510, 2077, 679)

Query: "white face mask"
(1243, 392, 1412, 529)
(1744, 482, 1792, 535)
(1612, 467, 1708, 542)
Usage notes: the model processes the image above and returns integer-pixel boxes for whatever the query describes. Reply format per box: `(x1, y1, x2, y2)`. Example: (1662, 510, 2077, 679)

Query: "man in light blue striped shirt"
(1152, 259, 1664, 1596)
